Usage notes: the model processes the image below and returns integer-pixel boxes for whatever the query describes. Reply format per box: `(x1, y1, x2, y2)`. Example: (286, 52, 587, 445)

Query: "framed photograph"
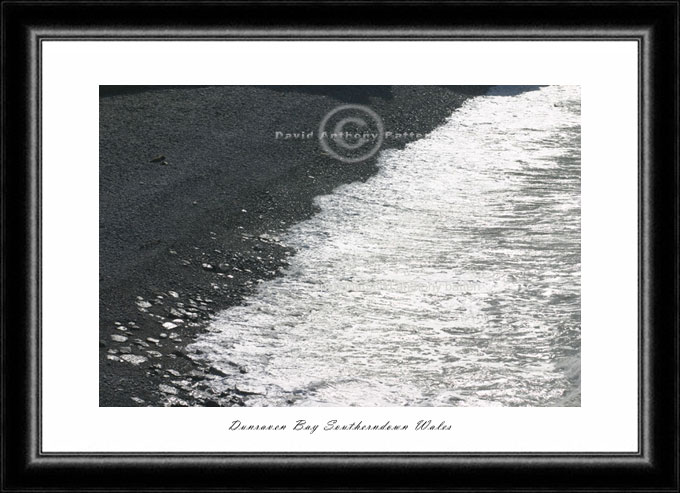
(2, 1, 678, 490)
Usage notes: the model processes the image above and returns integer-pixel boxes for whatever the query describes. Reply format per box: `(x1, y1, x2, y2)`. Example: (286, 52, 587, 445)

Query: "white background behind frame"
(41, 40, 638, 453)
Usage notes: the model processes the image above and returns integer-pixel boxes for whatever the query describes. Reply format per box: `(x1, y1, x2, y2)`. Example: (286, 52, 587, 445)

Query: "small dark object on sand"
(208, 366, 228, 377)
(149, 154, 166, 163)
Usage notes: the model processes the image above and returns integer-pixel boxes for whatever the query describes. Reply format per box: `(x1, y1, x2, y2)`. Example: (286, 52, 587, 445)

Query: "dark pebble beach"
(99, 85, 489, 406)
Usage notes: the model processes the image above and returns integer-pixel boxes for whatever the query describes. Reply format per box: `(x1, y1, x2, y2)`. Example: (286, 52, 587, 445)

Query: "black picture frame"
(2, 1, 678, 491)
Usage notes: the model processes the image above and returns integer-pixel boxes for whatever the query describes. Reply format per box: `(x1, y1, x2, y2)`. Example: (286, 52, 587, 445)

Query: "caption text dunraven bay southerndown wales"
(228, 419, 452, 434)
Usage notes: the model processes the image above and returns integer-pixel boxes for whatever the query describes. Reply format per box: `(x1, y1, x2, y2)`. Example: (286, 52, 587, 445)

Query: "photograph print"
(99, 85, 581, 408)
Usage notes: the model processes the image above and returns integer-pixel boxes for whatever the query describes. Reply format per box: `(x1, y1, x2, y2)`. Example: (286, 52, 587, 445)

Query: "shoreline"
(99, 85, 489, 406)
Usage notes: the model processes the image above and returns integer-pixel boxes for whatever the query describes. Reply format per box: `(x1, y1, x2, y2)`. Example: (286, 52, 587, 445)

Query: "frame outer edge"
(1, 1, 677, 491)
